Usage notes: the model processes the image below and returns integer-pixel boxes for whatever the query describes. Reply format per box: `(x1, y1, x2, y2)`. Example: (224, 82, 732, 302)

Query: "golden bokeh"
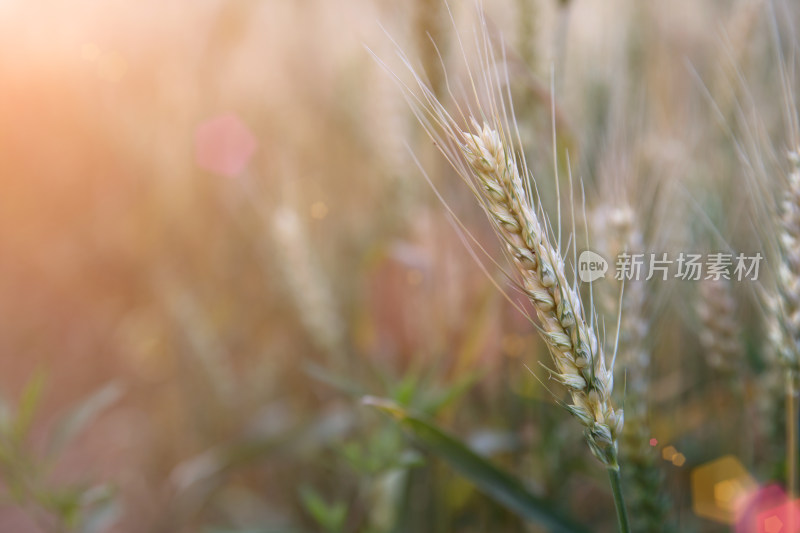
(691, 455, 758, 524)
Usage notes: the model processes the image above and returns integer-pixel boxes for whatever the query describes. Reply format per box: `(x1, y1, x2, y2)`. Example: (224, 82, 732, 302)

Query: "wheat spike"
(592, 204, 673, 529)
(772, 149, 800, 373)
(460, 121, 623, 467)
(592, 205, 650, 396)
(272, 206, 347, 364)
(698, 278, 741, 374)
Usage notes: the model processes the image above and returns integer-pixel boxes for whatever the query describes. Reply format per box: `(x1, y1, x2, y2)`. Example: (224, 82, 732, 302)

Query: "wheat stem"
(607, 457, 631, 533)
(788, 370, 799, 500)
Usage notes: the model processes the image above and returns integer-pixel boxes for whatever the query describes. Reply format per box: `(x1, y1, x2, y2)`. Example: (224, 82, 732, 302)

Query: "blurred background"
(0, 0, 797, 531)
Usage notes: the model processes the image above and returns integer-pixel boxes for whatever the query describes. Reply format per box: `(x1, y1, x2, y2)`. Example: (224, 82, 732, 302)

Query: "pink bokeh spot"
(194, 113, 257, 178)
(756, 499, 800, 533)
(736, 484, 787, 532)
(736, 484, 800, 533)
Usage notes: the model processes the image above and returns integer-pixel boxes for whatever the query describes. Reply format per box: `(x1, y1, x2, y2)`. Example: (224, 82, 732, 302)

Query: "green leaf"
(12, 369, 47, 444)
(36, 487, 82, 527)
(298, 486, 347, 533)
(0, 384, 11, 429)
(390, 374, 417, 406)
(48, 383, 123, 458)
(362, 397, 587, 533)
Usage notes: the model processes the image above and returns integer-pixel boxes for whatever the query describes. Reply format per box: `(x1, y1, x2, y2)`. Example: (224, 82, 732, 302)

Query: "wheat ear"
(772, 150, 800, 373)
(769, 149, 800, 499)
(698, 278, 742, 376)
(272, 206, 347, 366)
(591, 204, 674, 530)
(461, 121, 623, 468)
(592, 205, 650, 397)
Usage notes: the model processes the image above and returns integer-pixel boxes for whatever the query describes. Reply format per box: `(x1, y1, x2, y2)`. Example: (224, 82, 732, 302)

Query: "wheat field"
(0, 1, 798, 532)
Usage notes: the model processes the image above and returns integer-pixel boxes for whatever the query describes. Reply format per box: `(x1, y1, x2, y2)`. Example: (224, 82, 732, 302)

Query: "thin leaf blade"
(362, 397, 586, 533)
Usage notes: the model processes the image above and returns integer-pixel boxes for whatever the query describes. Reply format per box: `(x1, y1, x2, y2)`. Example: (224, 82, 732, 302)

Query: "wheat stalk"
(380, 14, 629, 527)
(461, 118, 631, 532)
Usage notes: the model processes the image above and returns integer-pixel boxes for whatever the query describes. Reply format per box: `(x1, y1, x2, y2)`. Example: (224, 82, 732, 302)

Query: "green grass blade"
(12, 369, 47, 444)
(362, 397, 587, 533)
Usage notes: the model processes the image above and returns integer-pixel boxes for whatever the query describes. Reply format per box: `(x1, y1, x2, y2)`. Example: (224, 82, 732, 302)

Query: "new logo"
(578, 250, 608, 283)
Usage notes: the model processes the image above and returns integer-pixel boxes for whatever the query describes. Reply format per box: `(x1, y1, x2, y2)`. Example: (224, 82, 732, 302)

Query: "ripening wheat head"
(698, 277, 741, 374)
(272, 206, 347, 364)
(461, 122, 623, 465)
(592, 204, 650, 396)
(382, 17, 623, 467)
(771, 150, 800, 373)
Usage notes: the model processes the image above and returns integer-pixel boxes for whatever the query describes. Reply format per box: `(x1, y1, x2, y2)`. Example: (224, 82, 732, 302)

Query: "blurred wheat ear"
(591, 202, 675, 531)
(771, 151, 800, 375)
(769, 148, 800, 498)
(271, 205, 349, 377)
(698, 278, 742, 377)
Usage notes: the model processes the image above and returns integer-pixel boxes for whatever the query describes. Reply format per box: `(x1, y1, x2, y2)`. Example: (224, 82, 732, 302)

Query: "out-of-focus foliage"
(363, 397, 586, 533)
(0, 373, 122, 532)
